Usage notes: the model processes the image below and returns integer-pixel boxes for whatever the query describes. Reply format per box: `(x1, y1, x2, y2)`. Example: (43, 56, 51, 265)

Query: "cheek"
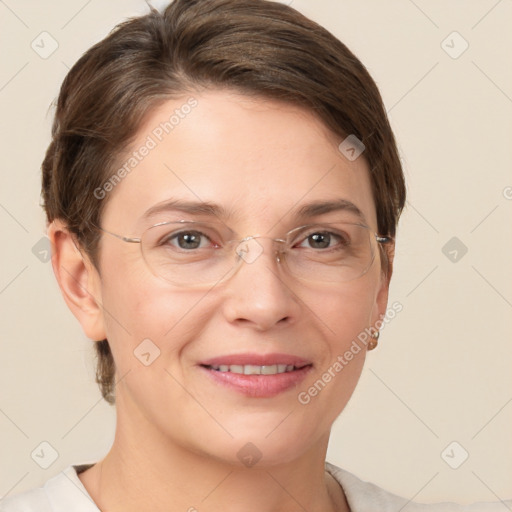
(301, 280, 378, 392)
(98, 265, 168, 362)
(292, 283, 378, 426)
(307, 278, 379, 350)
(99, 265, 214, 373)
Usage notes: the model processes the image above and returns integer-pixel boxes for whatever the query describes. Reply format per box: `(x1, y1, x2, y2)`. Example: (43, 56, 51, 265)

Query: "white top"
(1, 461, 510, 511)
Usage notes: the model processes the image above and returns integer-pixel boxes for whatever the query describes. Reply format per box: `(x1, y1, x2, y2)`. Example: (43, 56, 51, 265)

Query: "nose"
(220, 237, 301, 331)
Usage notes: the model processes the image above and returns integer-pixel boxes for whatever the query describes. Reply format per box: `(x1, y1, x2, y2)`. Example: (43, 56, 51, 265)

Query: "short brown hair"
(42, 0, 406, 405)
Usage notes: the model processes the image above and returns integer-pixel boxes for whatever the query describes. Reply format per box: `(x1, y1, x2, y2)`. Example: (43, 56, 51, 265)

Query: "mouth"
(198, 354, 313, 398)
(202, 363, 310, 375)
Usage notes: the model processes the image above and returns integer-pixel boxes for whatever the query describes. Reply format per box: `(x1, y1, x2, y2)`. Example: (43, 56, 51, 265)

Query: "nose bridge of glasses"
(233, 235, 287, 266)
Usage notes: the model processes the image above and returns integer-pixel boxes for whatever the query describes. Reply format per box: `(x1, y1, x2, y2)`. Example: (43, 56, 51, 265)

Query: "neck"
(78, 410, 349, 512)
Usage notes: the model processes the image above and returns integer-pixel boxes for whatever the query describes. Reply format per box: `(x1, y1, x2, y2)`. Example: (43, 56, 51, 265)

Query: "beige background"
(1, 0, 511, 504)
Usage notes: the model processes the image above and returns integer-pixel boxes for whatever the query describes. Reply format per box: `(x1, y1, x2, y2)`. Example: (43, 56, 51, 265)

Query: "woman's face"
(91, 89, 391, 465)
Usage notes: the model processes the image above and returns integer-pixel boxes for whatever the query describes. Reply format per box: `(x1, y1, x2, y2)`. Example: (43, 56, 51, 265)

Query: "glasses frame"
(97, 219, 393, 286)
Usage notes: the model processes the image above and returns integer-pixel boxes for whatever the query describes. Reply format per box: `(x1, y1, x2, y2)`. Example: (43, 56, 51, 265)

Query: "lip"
(198, 353, 313, 398)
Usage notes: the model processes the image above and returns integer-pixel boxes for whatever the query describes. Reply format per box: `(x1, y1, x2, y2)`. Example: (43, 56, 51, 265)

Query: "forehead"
(101, 89, 377, 232)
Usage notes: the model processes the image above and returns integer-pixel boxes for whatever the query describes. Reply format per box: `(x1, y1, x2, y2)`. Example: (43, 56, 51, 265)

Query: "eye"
(163, 230, 216, 250)
(297, 230, 346, 250)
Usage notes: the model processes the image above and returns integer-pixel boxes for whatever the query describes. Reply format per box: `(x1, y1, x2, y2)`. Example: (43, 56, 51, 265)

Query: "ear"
(48, 219, 106, 341)
(372, 240, 395, 328)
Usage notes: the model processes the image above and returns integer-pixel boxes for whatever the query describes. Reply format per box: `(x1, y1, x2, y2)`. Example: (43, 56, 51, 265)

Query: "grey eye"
(298, 231, 344, 250)
(308, 232, 331, 249)
(166, 231, 211, 250)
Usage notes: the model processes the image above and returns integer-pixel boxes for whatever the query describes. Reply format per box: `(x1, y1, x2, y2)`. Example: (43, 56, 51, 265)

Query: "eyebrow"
(141, 198, 366, 224)
(295, 199, 366, 223)
(141, 199, 229, 221)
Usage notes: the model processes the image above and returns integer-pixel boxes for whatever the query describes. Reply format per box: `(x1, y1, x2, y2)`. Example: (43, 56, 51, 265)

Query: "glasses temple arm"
(97, 226, 141, 244)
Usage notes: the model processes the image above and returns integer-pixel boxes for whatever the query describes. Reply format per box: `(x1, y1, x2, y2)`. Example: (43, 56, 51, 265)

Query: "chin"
(202, 421, 325, 469)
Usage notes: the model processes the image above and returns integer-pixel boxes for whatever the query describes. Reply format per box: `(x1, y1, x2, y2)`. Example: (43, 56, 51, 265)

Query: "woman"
(1, 0, 509, 510)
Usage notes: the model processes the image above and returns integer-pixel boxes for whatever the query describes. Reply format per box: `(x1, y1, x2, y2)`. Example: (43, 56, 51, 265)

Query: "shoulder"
(0, 486, 51, 512)
(325, 462, 512, 512)
(0, 464, 98, 512)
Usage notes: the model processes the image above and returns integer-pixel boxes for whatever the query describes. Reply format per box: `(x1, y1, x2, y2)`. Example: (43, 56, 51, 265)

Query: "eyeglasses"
(98, 219, 392, 287)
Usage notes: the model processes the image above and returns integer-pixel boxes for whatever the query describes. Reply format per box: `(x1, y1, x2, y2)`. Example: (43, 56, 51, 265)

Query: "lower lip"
(199, 365, 312, 398)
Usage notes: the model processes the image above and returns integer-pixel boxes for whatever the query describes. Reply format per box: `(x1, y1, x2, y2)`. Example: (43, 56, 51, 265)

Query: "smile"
(199, 355, 313, 397)
(205, 363, 308, 375)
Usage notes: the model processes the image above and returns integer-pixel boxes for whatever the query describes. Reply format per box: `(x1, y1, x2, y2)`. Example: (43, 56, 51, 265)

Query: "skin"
(49, 88, 394, 512)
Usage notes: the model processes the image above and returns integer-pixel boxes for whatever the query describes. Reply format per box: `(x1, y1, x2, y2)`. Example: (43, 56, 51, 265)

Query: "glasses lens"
(140, 220, 377, 286)
(141, 221, 236, 286)
(283, 222, 376, 282)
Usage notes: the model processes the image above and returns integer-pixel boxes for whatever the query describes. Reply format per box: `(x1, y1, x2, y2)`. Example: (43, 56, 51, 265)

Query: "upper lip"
(200, 353, 312, 367)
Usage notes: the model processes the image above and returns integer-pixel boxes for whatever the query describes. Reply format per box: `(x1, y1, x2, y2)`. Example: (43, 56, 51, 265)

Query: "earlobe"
(48, 220, 106, 341)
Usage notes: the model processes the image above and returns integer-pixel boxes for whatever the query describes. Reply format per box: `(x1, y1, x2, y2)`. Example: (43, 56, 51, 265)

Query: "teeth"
(244, 365, 261, 375)
(208, 364, 303, 375)
(261, 365, 277, 375)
